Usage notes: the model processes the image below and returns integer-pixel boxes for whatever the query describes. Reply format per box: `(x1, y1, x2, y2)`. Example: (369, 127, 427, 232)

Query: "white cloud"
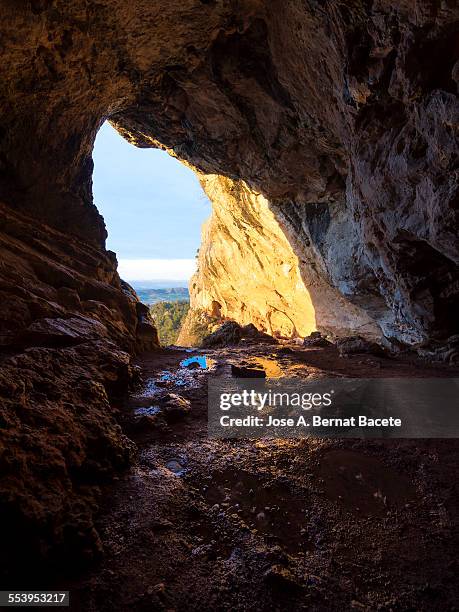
(118, 259, 197, 281)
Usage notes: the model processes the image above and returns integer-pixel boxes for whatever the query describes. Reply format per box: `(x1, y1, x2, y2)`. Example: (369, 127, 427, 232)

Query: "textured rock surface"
(198, 320, 276, 348)
(0, 201, 158, 572)
(0, 0, 458, 567)
(179, 175, 319, 344)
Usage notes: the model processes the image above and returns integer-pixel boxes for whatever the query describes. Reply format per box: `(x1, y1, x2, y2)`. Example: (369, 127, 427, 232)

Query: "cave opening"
(92, 121, 211, 344)
(92, 121, 319, 345)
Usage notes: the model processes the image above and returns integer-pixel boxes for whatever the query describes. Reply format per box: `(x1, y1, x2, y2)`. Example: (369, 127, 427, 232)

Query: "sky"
(92, 122, 210, 282)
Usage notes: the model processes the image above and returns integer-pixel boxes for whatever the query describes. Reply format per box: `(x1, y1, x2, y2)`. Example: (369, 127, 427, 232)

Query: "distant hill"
(134, 286, 189, 305)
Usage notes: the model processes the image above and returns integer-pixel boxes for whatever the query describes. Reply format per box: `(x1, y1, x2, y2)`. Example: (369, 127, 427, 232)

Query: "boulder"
(201, 321, 277, 348)
(158, 393, 192, 422)
(303, 331, 333, 348)
(336, 336, 385, 357)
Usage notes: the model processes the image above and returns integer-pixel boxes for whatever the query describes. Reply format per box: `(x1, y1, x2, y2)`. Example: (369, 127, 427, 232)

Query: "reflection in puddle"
(131, 378, 161, 398)
(180, 355, 215, 369)
(166, 459, 186, 475)
(132, 354, 216, 401)
(133, 405, 161, 417)
(158, 365, 205, 389)
(159, 370, 188, 387)
(250, 357, 283, 378)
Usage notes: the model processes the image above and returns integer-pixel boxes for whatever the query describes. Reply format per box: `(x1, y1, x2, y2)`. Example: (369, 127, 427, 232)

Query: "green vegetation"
(176, 307, 221, 347)
(150, 300, 190, 345)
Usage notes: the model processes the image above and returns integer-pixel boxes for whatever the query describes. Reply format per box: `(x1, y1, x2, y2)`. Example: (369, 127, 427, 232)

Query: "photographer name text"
(220, 415, 402, 428)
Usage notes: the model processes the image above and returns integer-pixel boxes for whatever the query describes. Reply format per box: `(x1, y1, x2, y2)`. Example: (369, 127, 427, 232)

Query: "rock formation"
(0, 200, 159, 572)
(179, 174, 319, 344)
(0, 0, 458, 567)
(179, 173, 381, 344)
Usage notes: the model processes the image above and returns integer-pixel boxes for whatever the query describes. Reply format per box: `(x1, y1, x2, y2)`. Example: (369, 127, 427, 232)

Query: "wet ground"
(69, 342, 458, 611)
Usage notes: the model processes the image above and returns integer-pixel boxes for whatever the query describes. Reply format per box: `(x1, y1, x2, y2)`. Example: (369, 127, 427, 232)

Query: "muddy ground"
(61, 342, 457, 611)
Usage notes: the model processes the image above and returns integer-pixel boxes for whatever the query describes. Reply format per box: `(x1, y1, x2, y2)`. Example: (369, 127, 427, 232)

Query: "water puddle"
(133, 406, 161, 417)
(250, 357, 283, 378)
(180, 355, 215, 369)
(131, 354, 216, 410)
(159, 370, 177, 383)
(158, 369, 194, 388)
(166, 459, 186, 475)
(131, 378, 161, 398)
(151, 355, 216, 388)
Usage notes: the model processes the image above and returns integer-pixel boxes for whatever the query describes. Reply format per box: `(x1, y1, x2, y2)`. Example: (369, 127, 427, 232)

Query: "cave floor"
(66, 343, 458, 611)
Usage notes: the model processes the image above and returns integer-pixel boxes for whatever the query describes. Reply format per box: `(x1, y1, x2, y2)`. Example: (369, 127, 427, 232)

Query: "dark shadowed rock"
(201, 322, 243, 348)
(263, 565, 302, 590)
(336, 336, 385, 357)
(303, 331, 333, 348)
(231, 364, 266, 378)
(418, 334, 459, 365)
(201, 321, 277, 348)
(276, 346, 294, 355)
(241, 324, 278, 344)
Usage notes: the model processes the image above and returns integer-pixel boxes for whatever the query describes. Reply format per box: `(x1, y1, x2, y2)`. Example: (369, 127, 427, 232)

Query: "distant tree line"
(150, 301, 190, 345)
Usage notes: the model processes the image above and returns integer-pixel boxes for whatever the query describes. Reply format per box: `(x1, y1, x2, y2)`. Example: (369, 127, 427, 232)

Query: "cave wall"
(108, 1, 459, 346)
(0, 199, 159, 572)
(119, 1, 459, 346)
(0, 0, 458, 567)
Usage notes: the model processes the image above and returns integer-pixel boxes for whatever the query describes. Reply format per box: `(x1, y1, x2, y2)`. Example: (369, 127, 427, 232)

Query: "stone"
(242, 323, 263, 338)
(200, 321, 277, 348)
(158, 393, 191, 422)
(13, 315, 109, 348)
(303, 331, 333, 348)
(201, 321, 243, 348)
(336, 336, 385, 357)
(418, 334, 459, 365)
(179, 177, 318, 344)
(276, 346, 294, 355)
(241, 324, 277, 344)
(231, 364, 266, 379)
(263, 565, 301, 590)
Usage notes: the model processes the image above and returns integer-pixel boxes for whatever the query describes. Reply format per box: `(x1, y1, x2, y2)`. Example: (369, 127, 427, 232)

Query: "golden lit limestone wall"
(178, 175, 316, 345)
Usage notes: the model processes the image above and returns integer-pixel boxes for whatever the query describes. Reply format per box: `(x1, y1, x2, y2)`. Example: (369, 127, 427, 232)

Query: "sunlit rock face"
(179, 175, 379, 345)
(0, 0, 458, 566)
(181, 175, 316, 343)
